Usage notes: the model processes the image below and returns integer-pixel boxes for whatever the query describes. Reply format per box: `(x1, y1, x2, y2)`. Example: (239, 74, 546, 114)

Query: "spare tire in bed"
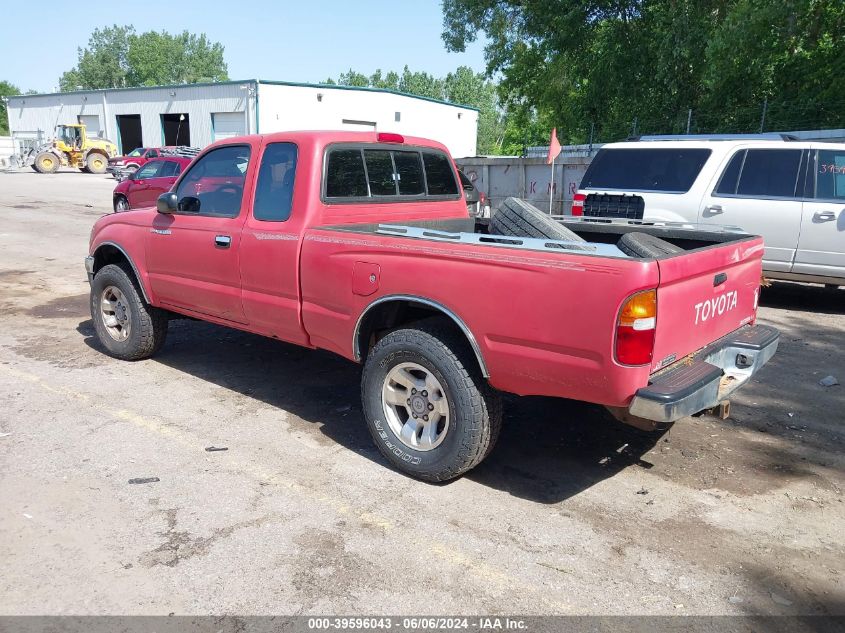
(490, 197, 585, 242)
(617, 232, 684, 258)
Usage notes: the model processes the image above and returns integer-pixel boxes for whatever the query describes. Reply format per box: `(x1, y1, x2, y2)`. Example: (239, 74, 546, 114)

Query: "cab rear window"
(581, 148, 711, 193)
(324, 145, 459, 201)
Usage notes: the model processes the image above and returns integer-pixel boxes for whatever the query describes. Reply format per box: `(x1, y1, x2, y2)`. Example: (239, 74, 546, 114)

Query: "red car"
(87, 130, 777, 481)
(107, 147, 164, 177)
(112, 157, 193, 211)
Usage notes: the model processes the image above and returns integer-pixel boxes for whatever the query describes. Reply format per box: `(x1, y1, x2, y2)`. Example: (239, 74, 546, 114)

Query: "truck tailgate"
(650, 237, 764, 373)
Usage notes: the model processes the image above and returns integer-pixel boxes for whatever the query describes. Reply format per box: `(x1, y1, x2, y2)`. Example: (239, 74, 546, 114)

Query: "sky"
(1, 1, 488, 93)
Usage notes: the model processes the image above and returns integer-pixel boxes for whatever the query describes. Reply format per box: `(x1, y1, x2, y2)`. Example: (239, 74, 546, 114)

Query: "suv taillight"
(571, 192, 586, 216)
(616, 290, 656, 366)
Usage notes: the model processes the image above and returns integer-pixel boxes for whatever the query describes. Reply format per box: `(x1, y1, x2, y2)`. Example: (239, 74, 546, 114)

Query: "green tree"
(60, 25, 228, 91)
(441, 0, 845, 142)
(0, 80, 21, 135)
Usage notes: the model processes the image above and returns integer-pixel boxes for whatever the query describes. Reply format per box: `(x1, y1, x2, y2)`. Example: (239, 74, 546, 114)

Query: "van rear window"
(580, 148, 711, 193)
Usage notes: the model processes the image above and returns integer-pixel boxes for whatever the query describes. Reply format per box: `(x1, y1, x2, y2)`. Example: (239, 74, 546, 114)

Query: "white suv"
(573, 135, 845, 287)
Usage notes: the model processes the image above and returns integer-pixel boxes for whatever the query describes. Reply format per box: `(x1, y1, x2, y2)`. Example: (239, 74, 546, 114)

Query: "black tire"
(361, 321, 502, 482)
(617, 232, 683, 258)
(113, 195, 130, 212)
(33, 152, 60, 174)
(490, 197, 585, 242)
(90, 263, 168, 360)
(86, 152, 108, 174)
(80, 166, 91, 173)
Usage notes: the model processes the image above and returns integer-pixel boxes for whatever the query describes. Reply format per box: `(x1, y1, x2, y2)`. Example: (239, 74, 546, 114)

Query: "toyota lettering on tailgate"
(694, 290, 738, 325)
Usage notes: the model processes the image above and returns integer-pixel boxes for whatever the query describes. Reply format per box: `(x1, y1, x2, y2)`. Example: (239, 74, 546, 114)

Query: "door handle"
(813, 211, 837, 222)
(704, 205, 723, 214)
(215, 235, 232, 248)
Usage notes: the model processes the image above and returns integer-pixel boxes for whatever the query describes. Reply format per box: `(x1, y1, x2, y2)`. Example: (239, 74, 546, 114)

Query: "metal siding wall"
(456, 157, 591, 215)
(6, 83, 253, 150)
(257, 83, 478, 158)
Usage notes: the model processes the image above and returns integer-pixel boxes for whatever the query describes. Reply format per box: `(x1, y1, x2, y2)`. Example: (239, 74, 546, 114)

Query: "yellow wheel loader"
(28, 124, 118, 174)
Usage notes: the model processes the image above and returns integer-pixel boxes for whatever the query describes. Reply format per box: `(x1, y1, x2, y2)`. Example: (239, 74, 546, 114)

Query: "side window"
(815, 150, 845, 201)
(735, 149, 802, 198)
(135, 161, 162, 180)
(364, 150, 396, 196)
(715, 150, 745, 195)
(159, 161, 179, 178)
(422, 152, 459, 195)
(253, 142, 298, 222)
(326, 149, 368, 197)
(175, 145, 251, 217)
(147, 149, 159, 158)
(394, 151, 425, 195)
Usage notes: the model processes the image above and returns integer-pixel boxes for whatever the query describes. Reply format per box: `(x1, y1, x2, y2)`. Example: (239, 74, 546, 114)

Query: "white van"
(573, 135, 845, 287)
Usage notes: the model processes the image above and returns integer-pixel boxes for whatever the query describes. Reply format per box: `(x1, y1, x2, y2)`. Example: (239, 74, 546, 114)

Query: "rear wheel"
(361, 321, 502, 482)
(34, 152, 60, 174)
(90, 264, 168, 360)
(490, 197, 585, 242)
(86, 152, 108, 174)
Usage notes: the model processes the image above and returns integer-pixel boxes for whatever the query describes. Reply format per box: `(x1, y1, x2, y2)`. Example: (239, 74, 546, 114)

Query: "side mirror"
(157, 192, 178, 214)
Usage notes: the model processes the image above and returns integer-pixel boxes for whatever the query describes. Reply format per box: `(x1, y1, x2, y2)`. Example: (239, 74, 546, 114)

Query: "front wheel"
(86, 153, 108, 174)
(113, 196, 130, 212)
(361, 321, 502, 482)
(90, 264, 168, 360)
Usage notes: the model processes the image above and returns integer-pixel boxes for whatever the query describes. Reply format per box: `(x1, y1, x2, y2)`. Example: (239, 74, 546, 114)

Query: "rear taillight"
(571, 192, 586, 216)
(616, 290, 656, 366)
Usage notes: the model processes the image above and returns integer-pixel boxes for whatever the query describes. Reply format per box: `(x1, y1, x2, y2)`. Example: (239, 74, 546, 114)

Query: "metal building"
(5, 79, 479, 158)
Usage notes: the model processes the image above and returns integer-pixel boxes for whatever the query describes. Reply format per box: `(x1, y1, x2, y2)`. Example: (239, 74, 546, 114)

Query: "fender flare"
(91, 241, 152, 304)
(353, 294, 489, 377)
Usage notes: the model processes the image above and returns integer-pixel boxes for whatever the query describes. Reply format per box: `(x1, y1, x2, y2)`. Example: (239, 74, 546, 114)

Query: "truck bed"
(318, 216, 753, 260)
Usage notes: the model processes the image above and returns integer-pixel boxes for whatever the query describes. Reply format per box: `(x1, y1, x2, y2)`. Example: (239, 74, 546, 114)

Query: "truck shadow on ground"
(761, 281, 845, 315)
(77, 318, 664, 503)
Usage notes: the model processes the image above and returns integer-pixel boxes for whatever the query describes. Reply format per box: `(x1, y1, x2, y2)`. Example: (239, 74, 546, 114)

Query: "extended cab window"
(174, 145, 250, 217)
(253, 142, 298, 222)
(815, 149, 845, 200)
(324, 146, 458, 201)
(581, 148, 711, 193)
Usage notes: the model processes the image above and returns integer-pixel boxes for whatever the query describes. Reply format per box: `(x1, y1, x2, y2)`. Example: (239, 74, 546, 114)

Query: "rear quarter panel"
(300, 229, 660, 407)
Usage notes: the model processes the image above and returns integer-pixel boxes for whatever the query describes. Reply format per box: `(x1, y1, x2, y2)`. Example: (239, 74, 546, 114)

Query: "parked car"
(573, 134, 845, 287)
(107, 147, 162, 178)
(86, 130, 777, 481)
(112, 157, 193, 211)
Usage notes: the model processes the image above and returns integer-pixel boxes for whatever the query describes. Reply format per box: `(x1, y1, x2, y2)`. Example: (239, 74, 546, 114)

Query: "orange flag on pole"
(546, 128, 561, 164)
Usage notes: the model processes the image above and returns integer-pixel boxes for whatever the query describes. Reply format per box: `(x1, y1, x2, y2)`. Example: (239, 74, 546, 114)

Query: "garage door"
(212, 112, 246, 141)
(78, 115, 101, 137)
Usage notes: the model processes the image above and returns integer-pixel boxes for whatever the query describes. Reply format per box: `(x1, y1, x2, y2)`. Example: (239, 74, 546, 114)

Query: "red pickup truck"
(85, 131, 778, 481)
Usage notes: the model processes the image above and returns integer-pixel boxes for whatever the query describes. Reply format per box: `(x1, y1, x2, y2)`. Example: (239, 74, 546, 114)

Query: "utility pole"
(588, 122, 595, 152)
(686, 109, 693, 134)
(631, 117, 638, 138)
(759, 97, 768, 133)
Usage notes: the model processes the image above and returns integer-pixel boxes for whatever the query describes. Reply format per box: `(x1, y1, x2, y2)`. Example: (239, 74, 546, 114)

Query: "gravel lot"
(0, 169, 843, 616)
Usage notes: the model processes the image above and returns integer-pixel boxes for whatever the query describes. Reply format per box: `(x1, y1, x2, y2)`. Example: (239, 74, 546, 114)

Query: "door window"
(253, 143, 298, 222)
(147, 149, 159, 158)
(159, 160, 180, 178)
(135, 161, 162, 179)
(815, 150, 845, 201)
(734, 149, 802, 198)
(175, 145, 251, 217)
